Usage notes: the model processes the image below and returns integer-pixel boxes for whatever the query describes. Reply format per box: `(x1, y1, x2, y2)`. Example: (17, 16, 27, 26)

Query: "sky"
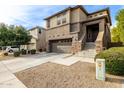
(0, 5, 123, 29)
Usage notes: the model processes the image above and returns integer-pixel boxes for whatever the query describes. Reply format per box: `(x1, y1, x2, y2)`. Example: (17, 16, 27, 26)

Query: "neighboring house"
(21, 26, 46, 51)
(44, 5, 111, 53)
(28, 26, 46, 51)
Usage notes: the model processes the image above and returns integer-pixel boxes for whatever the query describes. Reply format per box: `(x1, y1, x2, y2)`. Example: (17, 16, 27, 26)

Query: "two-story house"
(27, 26, 46, 51)
(44, 5, 111, 54)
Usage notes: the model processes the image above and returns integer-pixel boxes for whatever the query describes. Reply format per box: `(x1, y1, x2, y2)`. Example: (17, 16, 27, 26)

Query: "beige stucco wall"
(79, 8, 87, 22)
(28, 38, 37, 50)
(20, 38, 37, 50)
(37, 31, 46, 51)
(46, 25, 70, 41)
(70, 8, 80, 23)
(70, 8, 87, 23)
(29, 29, 38, 39)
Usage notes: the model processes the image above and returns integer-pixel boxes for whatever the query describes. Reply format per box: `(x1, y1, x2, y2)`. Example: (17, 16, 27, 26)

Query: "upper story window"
(62, 13, 66, 24)
(47, 20, 50, 28)
(88, 15, 92, 18)
(57, 12, 67, 25)
(94, 14, 97, 17)
(99, 12, 103, 15)
(62, 17, 66, 24)
(57, 15, 61, 25)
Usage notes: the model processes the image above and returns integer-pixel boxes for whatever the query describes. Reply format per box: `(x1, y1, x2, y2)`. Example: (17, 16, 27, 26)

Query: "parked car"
(5, 46, 19, 53)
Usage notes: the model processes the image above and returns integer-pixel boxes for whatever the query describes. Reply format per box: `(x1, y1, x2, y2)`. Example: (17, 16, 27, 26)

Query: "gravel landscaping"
(15, 62, 124, 88)
(0, 54, 14, 61)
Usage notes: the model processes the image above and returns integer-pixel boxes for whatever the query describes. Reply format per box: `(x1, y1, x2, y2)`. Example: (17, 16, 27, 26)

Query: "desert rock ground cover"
(0, 52, 14, 61)
(15, 62, 124, 88)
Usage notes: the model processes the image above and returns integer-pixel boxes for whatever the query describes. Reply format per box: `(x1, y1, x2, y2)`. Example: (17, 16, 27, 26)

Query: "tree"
(112, 9, 124, 42)
(14, 26, 32, 50)
(0, 23, 10, 46)
(111, 27, 121, 42)
(0, 23, 31, 50)
(116, 9, 124, 42)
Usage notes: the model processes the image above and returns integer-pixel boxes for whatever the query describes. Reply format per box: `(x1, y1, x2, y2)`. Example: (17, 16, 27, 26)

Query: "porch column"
(46, 41, 50, 52)
(81, 24, 86, 49)
(95, 19, 105, 53)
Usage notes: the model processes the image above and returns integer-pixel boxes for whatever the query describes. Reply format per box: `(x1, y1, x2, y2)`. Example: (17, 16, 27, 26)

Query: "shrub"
(14, 51, 20, 57)
(4, 52, 8, 56)
(28, 50, 30, 54)
(21, 49, 27, 55)
(95, 47, 124, 75)
(31, 49, 36, 54)
(39, 49, 42, 52)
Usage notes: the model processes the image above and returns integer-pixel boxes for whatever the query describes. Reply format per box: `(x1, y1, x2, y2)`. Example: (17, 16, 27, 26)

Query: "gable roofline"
(28, 26, 45, 31)
(71, 5, 88, 15)
(44, 5, 112, 25)
(88, 7, 109, 15)
(44, 5, 88, 20)
(44, 7, 71, 20)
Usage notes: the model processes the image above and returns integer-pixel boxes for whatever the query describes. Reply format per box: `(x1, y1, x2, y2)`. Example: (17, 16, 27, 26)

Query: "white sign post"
(96, 59, 105, 81)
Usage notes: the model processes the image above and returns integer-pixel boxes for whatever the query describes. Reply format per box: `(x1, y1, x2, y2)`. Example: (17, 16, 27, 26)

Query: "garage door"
(50, 39, 72, 53)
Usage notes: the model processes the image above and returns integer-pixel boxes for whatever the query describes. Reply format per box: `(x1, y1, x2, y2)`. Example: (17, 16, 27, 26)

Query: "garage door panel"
(51, 41, 72, 53)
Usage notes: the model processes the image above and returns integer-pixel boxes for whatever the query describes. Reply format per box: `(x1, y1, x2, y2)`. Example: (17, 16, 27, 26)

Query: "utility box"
(96, 59, 105, 81)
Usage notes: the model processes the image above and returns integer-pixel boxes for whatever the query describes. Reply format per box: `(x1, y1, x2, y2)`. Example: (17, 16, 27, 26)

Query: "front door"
(86, 24, 99, 42)
(86, 29, 93, 42)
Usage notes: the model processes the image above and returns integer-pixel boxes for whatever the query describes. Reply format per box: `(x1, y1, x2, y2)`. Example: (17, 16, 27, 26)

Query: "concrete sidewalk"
(122, 81, 124, 88)
(0, 62, 26, 88)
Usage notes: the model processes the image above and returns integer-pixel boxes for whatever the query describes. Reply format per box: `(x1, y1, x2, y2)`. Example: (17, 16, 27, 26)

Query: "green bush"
(21, 49, 27, 55)
(14, 51, 20, 57)
(39, 49, 42, 52)
(95, 47, 124, 75)
(31, 49, 36, 54)
(28, 50, 30, 54)
(4, 52, 8, 56)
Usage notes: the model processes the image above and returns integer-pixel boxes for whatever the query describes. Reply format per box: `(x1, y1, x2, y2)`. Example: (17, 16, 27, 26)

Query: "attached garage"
(49, 38, 72, 53)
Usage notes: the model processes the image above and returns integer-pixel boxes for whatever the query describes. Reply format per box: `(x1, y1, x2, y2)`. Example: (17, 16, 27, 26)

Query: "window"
(94, 14, 97, 17)
(57, 19, 61, 25)
(71, 24, 78, 32)
(62, 13, 66, 24)
(88, 15, 92, 18)
(47, 20, 50, 28)
(57, 12, 67, 25)
(57, 15, 61, 25)
(62, 17, 66, 24)
(99, 12, 103, 16)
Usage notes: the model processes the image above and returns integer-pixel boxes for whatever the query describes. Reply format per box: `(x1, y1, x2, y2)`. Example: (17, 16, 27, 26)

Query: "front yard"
(15, 62, 123, 88)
